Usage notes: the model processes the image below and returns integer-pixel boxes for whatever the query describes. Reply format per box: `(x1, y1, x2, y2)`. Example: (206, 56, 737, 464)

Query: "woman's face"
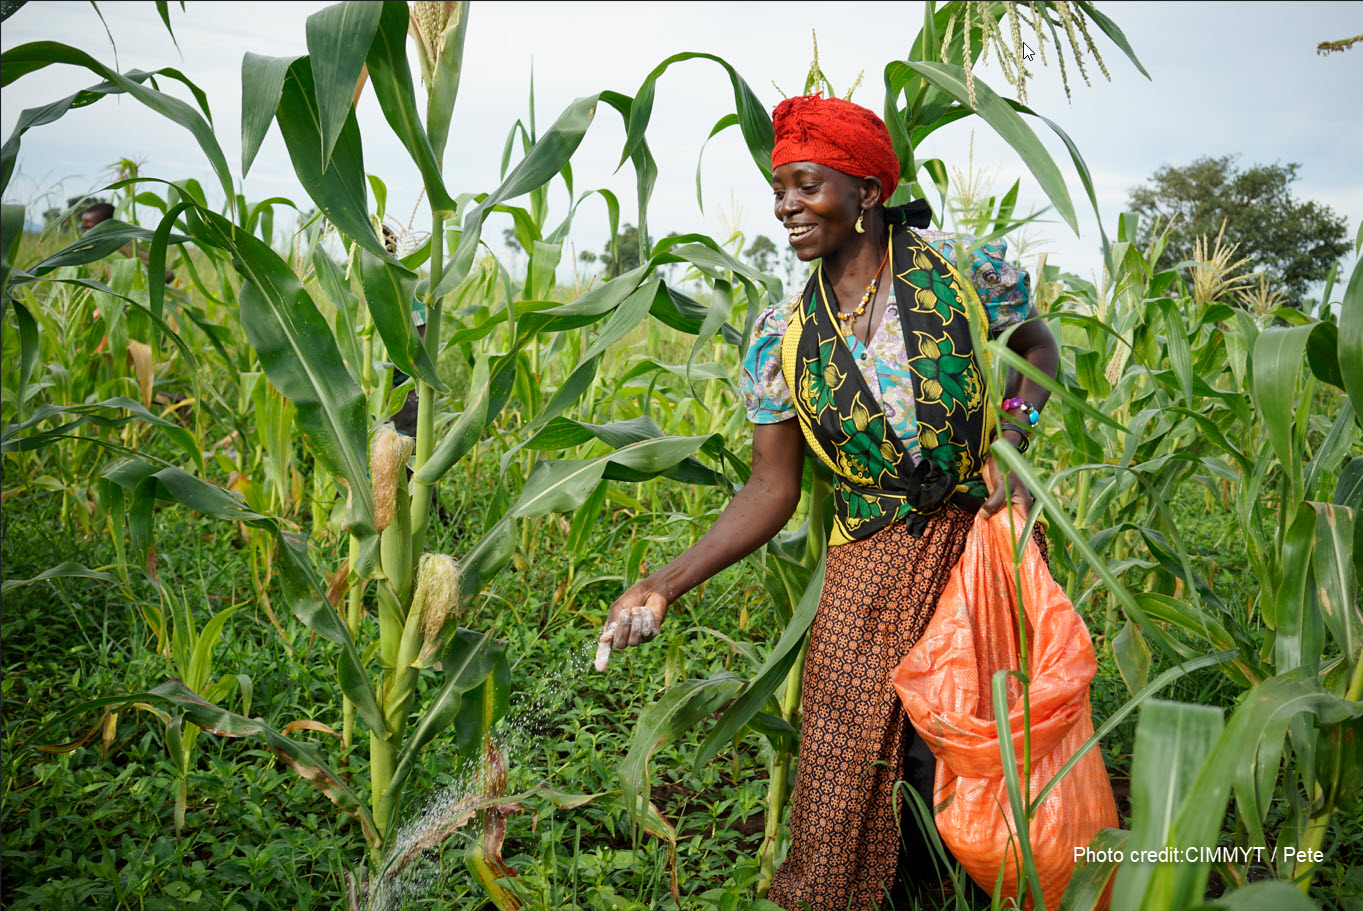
(771, 162, 864, 262)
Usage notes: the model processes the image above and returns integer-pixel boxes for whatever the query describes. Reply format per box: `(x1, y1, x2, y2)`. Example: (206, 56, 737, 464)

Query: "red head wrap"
(771, 94, 900, 204)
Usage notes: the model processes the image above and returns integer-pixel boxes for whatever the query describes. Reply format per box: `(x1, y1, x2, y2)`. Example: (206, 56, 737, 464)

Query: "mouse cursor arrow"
(1022, 42, 1035, 61)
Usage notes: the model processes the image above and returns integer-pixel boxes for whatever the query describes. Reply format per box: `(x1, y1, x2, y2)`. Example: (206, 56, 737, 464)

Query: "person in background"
(598, 94, 1059, 908)
(80, 201, 175, 285)
(79, 201, 115, 232)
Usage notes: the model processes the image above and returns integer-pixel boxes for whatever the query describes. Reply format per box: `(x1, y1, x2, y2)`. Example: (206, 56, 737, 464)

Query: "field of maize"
(1, 2, 1360, 910)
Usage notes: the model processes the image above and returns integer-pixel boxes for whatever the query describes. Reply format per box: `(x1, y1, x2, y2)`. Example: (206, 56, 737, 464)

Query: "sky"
(3, 1, 1361, 295)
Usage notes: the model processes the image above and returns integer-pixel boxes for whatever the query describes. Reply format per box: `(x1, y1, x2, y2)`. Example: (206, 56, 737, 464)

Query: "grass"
(6, 440, 1359, 909)
(0, 447, 778, 909)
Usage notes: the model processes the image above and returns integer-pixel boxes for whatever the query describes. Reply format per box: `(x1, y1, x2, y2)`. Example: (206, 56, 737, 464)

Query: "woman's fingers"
(594, 636, 614, 672)
(597, 590, 668, 671)
(607, 604, 659, 651)
(980, 456, 1030, 518)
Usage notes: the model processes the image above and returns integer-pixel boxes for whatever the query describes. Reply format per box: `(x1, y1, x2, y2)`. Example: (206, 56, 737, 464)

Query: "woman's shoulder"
(907, 227, 1030, 327)
(908, 226, 1001, 263)
(751, 288, 802, 339)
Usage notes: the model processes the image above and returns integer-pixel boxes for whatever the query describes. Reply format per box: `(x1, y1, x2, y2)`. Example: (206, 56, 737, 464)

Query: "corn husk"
(413, 553, 462, 647)
(370, 427, 415, 535)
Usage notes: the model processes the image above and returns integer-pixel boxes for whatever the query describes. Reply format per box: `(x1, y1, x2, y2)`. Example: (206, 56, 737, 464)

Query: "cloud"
(4, 1, 1358, 288)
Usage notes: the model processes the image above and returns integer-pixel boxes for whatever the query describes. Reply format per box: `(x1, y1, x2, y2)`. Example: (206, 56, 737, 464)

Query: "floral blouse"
(741, 229, 1031, 462)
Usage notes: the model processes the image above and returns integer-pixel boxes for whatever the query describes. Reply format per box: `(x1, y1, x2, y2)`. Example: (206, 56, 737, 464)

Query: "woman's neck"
(822, 216, 889, 292)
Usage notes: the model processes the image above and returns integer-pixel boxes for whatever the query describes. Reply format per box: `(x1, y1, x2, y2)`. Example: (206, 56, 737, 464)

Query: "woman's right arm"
(600, 418, 806, 652)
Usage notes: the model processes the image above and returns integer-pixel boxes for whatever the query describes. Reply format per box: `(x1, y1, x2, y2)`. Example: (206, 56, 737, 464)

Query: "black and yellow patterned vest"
(780, 219, 996, 546)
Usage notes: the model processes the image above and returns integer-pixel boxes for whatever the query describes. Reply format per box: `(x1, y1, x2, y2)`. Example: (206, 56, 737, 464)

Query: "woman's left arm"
(981, 305, 1060, 516)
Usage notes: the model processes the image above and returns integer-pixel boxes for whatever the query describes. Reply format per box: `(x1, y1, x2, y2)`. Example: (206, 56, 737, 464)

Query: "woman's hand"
(980, 442, 1033, 517)
(595, 582, 670, 671)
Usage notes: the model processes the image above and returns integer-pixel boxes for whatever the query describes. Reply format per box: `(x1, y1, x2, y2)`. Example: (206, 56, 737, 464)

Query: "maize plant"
(1, 0, 782, 900)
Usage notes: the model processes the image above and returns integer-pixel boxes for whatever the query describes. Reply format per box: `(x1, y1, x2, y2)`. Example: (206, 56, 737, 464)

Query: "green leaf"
(7, 272, 200, 379)
(153, 1, 180, 51)
(275, 56, 391, 264)
(694, 113, 738, 214)
(694, 557, 825, 765)
(1197, 881, 1322, 911)
(1251, 325, 1315, 505)
(2, 397, 200, 471)
(1, 562, 116, 593)
(510, 436, 722, 519)
(0, 201, 23, 297)
(186, 603, 242, 693)
(186, 207, 376, 543)
(305, 1, 382, 169)
(382, 629, 502, 822)
(23, 218, 190, 277)
(991, 340, 1128, 433)
(1303, 401, 1356, 499)
(414, 353, 515, 484)
(619, 673, 745, 831)
(1276, 506, 1320, 674)
(1073, 0, 1151, 79)
(10, 300, 38, 420)
(1336, 457, 1363, 511)
(1112, 700, 1224, 909)
(1113, 619, 1151, 696)
(240, 53, 300, 176)
(620, 52, 773, 182)
(0, 43, 233, 211)
(1305, 320, 1344, 390)
(598, 91, 659, 241)
(992, 445, 1181, 665)
(274, 532, 385, 736)
(1310, 504, 1359, 678)
(1059, 828, 1129, 911)
(452, 648, 511, 757)
(1133, 593, 1258, 687)
(1341, 254, 1363, 413)
(902, 60, 1077, 234)
(432, 93, 603, 299)
(1155, 298, 1194, 409)
(357, 248, 446, 391)
(565, 479, 609, 555)
(363, 1, 457, 213)
(1153, 671, 1363, 908)
(990, 669, 1046, 908)
(311, 246, 364, 383)
(140, 679, 378, 843)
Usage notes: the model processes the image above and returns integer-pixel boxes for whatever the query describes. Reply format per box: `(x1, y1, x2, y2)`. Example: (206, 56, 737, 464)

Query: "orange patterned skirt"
(767, 507, 1046, 911)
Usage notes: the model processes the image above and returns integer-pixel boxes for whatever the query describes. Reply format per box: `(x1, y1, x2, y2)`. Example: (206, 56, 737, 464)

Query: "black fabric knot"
(904, 457, 954, 515)
(883, 198, 933, 229)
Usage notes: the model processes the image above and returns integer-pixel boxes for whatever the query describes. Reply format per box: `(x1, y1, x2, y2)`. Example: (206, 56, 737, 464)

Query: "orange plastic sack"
(893, 508, 1118, 909)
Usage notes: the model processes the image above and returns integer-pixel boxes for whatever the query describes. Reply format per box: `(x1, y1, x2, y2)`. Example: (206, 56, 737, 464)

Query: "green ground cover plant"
(2, 2, 1360, 909)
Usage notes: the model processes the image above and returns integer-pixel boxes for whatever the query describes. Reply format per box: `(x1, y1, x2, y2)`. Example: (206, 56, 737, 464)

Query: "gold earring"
(854, 212, 865, 234)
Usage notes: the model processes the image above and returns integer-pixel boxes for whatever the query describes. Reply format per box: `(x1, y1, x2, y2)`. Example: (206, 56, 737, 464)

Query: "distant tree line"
(1126, 155, 1349, 306)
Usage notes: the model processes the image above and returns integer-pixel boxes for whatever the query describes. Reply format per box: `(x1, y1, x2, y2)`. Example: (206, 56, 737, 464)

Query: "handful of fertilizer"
(594, 607, 658, 672)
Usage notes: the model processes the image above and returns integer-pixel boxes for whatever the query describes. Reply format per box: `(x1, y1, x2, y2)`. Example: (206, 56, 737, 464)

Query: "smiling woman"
(601, 92, 1062, 909)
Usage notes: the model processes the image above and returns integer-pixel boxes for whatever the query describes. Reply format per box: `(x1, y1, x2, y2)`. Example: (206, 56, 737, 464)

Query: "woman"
(600, 94, 1059, 909)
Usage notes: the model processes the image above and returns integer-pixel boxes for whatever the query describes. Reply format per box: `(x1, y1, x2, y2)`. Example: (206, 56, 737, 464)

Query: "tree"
(746, 234, 777, 274)
(599, 223, 643, 278)
(1126, 156, 1349, 304)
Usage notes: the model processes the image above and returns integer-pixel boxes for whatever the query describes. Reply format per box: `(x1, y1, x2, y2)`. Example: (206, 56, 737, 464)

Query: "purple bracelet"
(1003, 397, 1041, 426)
